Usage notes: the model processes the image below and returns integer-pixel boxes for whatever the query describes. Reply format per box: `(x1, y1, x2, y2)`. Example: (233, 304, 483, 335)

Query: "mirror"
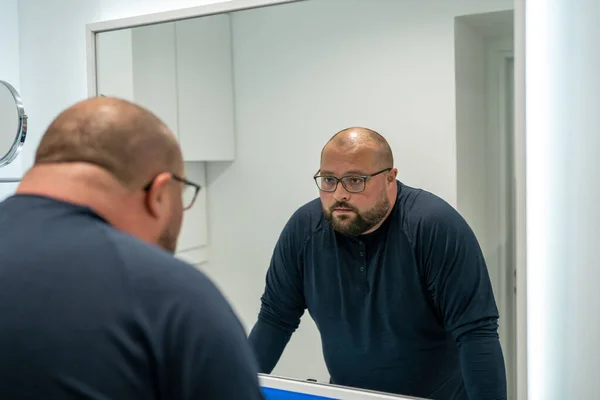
(92, 0, 517, 398)
(0, 80, 27, 167)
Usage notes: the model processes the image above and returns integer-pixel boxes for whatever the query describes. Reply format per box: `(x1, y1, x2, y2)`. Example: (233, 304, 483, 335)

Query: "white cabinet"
(95, 17, 235, 265)
(131, 23, 179, 138)
(176, 161, 208, 254)
(96, 29, 135, 102)
(96, 24, 179, 137)
(96, 16, 236, 162)
(175, 15, 236, 161)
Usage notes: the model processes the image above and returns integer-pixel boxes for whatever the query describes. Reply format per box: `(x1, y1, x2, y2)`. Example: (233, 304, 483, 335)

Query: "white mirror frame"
(85, 1, 528, 399)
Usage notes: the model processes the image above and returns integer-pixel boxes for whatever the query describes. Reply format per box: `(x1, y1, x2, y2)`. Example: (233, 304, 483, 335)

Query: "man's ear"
(388, 168, 398, 182)
(144, 172, 172, 218)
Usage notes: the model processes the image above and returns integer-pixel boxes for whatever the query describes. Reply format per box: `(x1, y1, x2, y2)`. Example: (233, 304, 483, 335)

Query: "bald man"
(249, 127, 506, 400)
(0, 97, 264, 400)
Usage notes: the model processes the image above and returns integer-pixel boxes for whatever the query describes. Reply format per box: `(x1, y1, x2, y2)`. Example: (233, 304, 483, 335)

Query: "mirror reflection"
(0, 80, 27, 167)
(95, 0, 516, 398)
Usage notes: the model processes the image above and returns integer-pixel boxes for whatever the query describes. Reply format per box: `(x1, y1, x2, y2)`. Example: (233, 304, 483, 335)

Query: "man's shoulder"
(291, 197, 323, 223)
(282, 197, 325, 242)
(103, 227, 221, 302)
(397, 183, 461, 224)
(104, 226, 182, 268)
(396, 183, 473, 240)
(102, 230, 263, 399)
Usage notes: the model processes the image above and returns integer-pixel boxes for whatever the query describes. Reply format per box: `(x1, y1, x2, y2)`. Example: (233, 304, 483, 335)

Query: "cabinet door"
(131, 23, 179, 137)
(176, 161, 208, 253)
(175, 14, 235, 161)
(96, 29, 134, 101)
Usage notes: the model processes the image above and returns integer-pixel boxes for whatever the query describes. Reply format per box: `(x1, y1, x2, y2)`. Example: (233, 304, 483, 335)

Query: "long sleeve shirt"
(249, 181, 506, 400)
(0, 194, 264, 400)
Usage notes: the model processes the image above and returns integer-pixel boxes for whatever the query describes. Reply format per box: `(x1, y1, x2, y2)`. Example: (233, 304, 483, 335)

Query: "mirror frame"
(0, 80, 27, 168)
(85, 1, 527, 398)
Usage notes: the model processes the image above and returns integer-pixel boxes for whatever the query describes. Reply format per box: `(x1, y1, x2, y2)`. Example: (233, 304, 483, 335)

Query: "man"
(249, 127, 506, 400)
(0, 97, 264, 400)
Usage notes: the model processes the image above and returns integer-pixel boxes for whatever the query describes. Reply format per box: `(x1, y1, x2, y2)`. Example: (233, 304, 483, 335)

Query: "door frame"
(487, 34, 525, 400)
(513, 2, 527, 397)
(487, 38, 516, 399)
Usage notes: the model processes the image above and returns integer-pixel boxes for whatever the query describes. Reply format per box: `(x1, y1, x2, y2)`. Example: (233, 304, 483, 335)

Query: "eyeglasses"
(143, 174, 202, 210)
(313, 168, 391, 193)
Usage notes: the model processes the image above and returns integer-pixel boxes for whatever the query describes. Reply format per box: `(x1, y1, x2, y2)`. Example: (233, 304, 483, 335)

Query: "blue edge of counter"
(262, 387, 334, 400)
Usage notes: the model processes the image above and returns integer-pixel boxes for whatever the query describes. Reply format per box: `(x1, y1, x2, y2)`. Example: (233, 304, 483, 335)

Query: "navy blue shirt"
(249, 182, 506, 400)
(0, 194, 264, 400)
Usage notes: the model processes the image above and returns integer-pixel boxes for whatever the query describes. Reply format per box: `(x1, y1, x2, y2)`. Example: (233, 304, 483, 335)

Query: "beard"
(323, 192, 390, 236)
(158, 223, 179, 254)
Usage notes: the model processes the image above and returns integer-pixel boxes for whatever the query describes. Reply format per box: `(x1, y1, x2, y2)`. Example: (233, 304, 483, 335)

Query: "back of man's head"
(19, 96, 186, 252)
(35, 96, 181, 189)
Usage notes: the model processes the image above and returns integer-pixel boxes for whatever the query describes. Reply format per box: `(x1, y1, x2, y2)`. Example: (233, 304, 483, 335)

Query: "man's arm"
(163, 270, 265, 400)
(248, 212, 307, 373)
(414, 195, 507, 400)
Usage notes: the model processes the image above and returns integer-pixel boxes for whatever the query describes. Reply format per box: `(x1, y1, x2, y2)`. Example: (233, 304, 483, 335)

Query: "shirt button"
(360, 267, 365, 272)
(359, 252, 364, 256)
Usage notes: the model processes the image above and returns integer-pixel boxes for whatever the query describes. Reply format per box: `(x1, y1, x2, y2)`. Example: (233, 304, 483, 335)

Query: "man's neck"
(16, 163, 129, 225)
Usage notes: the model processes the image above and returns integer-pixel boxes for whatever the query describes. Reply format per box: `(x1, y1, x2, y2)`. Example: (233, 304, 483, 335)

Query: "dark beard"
(323, 194, 390, 236)
(158, 229, 177, 254)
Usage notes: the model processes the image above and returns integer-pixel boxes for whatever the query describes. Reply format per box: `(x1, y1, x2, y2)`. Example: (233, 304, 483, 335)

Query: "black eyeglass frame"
(143, 174, 202, 210)
(313, 167, 392, 193)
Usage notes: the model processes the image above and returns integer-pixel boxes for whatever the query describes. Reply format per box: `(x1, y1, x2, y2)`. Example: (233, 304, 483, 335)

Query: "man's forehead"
(320, 152, 374, 174)
(319, 168, 369, 176)
(319, 158, 372, 175)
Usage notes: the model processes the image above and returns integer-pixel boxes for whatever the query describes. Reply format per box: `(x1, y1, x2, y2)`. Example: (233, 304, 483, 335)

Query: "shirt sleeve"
(413, 195, 507, 400)
(163, 272, 265, 400)
(248, 211, 307, 373)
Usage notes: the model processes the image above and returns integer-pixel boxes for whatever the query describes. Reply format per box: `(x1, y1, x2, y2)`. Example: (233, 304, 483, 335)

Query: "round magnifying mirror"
(0, 80, 27, 167)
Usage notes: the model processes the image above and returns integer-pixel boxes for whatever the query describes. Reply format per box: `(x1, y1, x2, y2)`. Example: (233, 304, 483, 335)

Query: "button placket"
(352, 238, 369, 292)
(358, 241, 366, 274)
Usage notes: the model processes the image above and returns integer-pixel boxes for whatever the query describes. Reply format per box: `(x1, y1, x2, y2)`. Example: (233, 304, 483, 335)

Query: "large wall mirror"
(89, 0, 522, 398)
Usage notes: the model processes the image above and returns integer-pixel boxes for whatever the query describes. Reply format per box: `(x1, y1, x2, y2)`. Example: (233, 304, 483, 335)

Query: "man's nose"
(333, 181, 350, 201)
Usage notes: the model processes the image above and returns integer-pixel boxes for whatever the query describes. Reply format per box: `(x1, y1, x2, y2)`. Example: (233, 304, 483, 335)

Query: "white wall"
(455, 19, 488, 260)
(0, 0, 23, 197)
(0, 0, 20, 88)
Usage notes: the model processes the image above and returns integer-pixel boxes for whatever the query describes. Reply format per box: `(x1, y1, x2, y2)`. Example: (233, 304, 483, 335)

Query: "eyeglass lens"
(316, 176, 365, 193)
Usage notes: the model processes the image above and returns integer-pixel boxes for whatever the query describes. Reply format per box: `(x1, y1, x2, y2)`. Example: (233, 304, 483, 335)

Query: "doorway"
(454, 11, 517, 399)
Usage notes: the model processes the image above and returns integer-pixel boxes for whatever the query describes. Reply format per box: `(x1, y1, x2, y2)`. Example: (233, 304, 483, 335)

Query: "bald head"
(22, 96, 188, 253)
(35, 96, 182, 189)
(322, 127, 393, 169)
(318, 127, 397, 236)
